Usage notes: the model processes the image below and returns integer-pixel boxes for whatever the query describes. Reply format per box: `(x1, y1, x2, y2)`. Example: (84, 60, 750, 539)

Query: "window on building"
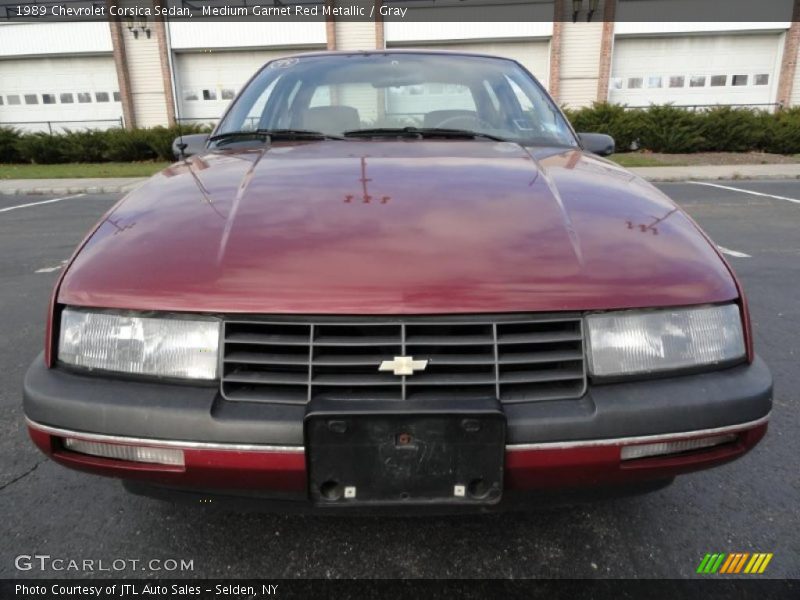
(60, 93, 74, 104)
(689, 76, 706, 87)
(221, 88, 236, 100)
(24, 94, 39, 104)
(95, 92, 110, 102)
(610, 77, 623, 90)
(77, 92, 91, 103)
(184, 90, 198, 101)
(202, 89, 217, 100)
(42, 94, 56, 104)
(754, 74, 769, 86)
(627, 77, 643, 89)
(732, 75, 748, 86)
(710, 75, 727, 87)
(669, 76, 685, 88)
(113, 91, 121, 101)
(647, 76, 663, 88)
(0, 96, 3, 105)
(7, 94, 21, 105)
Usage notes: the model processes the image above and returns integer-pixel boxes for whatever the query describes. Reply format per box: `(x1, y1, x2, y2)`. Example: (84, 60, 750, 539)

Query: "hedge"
(2, 105, 800, 163)
(0, 123, 211, 164)
(563, 103, 800, 154)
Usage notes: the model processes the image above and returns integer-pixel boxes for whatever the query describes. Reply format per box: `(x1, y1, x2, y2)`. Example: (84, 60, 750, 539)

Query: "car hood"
(59, 140, 737, 314)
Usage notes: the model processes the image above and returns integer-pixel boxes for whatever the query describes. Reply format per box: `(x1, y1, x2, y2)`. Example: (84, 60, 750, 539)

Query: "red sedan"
(24, 51, 771, 511)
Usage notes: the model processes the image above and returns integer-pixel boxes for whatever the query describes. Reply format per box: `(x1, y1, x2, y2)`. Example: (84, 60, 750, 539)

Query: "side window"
(242, 77, 281, 130)
(77, 93, 92, 103)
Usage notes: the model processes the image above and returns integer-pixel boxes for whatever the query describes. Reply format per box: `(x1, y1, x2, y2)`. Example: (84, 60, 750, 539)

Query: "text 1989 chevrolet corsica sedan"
(24, 51, 772, 511)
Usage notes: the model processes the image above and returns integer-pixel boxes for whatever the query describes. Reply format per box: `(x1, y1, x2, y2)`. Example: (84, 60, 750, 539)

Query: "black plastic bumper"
(23, 352, 772, 445)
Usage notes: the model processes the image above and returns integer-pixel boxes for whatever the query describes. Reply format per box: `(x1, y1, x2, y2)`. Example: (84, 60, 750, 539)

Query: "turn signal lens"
(620, 433, 737, 461)
(62, 438, 185, 466)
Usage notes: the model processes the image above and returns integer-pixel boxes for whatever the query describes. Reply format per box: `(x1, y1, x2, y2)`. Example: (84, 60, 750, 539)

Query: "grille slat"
(221, 315, 587, 404)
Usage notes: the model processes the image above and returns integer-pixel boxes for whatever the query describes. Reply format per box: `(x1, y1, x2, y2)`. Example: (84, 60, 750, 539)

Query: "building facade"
(1, 0, 799, 132)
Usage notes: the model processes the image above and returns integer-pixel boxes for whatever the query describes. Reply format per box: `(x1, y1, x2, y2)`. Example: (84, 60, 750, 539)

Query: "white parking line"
(689, 181, 800, 205)
(717, 245, 751, 258)
(35, 260, 68, 273)
(0, 193, 85, 214)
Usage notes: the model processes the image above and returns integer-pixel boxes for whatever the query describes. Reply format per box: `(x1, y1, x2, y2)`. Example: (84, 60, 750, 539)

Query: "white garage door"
(0, 56, 121, 132)
(389, 40, 550, 87)
(176, 49, 311, 125)
(609, 34, 782, 108)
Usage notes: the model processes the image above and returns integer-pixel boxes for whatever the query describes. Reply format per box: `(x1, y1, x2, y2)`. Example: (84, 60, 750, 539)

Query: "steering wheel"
(433, 114, 496, 132)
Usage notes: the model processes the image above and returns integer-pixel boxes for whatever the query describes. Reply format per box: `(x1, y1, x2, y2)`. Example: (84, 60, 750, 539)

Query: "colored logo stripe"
(698, 553, 773, 574)
(697, 553, 726, 573)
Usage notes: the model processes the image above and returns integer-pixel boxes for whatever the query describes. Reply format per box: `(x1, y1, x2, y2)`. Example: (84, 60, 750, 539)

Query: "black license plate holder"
(305, 409, 506, 506)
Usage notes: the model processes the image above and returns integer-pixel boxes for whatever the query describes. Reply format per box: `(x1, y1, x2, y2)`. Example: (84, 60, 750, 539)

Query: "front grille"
(221, 315, 586, 405)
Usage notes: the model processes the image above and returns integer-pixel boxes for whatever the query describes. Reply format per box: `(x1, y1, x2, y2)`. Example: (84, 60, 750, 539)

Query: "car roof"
(272, 49, 519, 63)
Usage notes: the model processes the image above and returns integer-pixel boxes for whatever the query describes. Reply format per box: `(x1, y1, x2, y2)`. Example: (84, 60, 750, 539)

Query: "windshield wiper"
(343, 127, 508, 142)
(209, 129, 344, 145)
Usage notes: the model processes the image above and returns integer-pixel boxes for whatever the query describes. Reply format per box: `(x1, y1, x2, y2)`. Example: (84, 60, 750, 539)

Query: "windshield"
(214, 53, 578, 148)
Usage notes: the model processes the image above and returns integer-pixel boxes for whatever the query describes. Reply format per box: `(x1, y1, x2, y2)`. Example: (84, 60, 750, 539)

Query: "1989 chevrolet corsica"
(24, 51, 772, 511)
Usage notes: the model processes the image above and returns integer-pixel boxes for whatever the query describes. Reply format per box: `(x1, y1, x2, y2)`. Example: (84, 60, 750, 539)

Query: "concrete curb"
(1, 166, 800, 195)
(0, 179, 147, 196)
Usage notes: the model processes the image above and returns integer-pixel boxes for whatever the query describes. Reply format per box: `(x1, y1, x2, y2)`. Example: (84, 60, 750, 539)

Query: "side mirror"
(578, 133, 615, 156)
(172, 133, 210, 159)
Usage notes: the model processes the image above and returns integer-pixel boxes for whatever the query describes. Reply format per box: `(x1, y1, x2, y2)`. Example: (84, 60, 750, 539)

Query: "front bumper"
(24, 353, 772, 503)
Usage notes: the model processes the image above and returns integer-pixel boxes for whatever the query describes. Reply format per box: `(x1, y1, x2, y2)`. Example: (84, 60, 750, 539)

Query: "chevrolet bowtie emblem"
(378, 356, 428, 376)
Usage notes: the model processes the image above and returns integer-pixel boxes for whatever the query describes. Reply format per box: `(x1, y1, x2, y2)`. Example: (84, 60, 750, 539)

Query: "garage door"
(389, 40, 550, 87)
(609, 34, 782, 108)
(175, 49, 310, 125)
(0, 56, 121, 132)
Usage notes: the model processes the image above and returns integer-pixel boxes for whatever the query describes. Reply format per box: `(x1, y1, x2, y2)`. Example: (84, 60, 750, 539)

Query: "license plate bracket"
(305, 406, 505, 506)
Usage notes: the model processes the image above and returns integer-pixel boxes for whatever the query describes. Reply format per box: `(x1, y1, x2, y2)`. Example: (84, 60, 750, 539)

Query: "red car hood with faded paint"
(58, 141, 737, 314)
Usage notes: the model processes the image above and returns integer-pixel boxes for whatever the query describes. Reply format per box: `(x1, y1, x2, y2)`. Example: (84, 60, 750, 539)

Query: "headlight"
(58, 308, 220, 380)
(586, 304, 745, 377)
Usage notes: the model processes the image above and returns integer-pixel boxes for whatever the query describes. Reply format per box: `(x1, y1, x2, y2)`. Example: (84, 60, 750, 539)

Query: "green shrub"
(0, 127, 22, 163)
(760, 107, 800, 154)
(3, 108, 799, 164)
(15, 132, 73, 164)
(59, 129, 110, 163)
(698, 106, 765, 153)
(635, 105, 705, 153)
(100, 127, 156, 162)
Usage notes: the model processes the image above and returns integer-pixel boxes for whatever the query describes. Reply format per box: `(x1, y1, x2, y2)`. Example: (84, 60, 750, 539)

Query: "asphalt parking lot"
(0, 181, 797, 579)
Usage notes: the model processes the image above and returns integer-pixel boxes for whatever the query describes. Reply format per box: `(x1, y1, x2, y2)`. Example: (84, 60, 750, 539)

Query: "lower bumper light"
(620, 433, 737, 461)
(63, 438, 184, 466)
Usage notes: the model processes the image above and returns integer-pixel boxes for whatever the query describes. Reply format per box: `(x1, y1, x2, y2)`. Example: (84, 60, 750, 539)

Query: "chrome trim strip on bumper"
(505, 413, 770, 451)
(25, 418, 305, 453)
(27, 412, 770, 454)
